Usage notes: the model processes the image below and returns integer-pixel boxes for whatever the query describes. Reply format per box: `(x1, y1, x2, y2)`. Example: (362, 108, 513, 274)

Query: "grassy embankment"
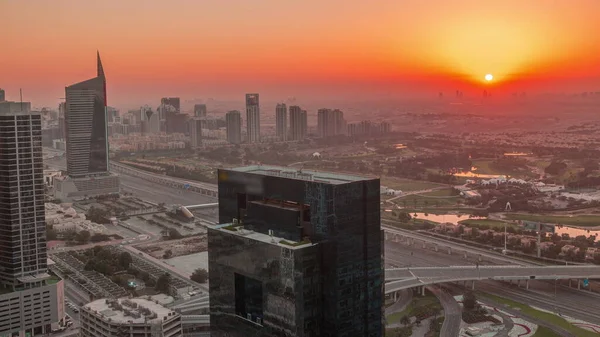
(481, 294, 598, 337)
(504, 213, 600, 227)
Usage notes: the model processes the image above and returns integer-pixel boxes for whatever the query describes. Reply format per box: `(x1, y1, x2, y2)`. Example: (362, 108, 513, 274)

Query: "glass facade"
(65, 54, 109, 177)
(209, 167, 383, 337)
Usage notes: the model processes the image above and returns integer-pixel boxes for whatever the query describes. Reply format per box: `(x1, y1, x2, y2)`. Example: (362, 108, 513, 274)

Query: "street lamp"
(503, 222, 507, 255)
(554, 277, 558, 314)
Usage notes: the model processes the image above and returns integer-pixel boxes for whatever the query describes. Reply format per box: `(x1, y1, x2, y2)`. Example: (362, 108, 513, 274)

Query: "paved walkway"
(478, 297, 575, 337)
(493, 310, 515, 337)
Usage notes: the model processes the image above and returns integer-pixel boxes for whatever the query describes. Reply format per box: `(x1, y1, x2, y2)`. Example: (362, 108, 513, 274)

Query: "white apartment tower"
(0, 100, 63, 337)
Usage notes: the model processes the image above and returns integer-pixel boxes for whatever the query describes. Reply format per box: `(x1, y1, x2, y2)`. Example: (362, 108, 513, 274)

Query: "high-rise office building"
(188, 118, 204, 149)
(317, 108, 346, 138)
(161, 97, 181, 113)
(58, 102, 66, 140)
(245, 93, 260, 143)
(0, 101, 64, 337)
(55, 52, 119, 199)
(289, 105, 307, 141)
(226, 110, 242, 144)
(106, 106, 118, 123)
(194, 104, 207, 118)
(165, 109, 188, 134)
(158, 98, 180, 133)
(65, 52, 108, 177)
(275, 103, 287, 141)
(209, 166, 383, 337)
(0, 88, 5, 101)
(141, 105, 160, 134)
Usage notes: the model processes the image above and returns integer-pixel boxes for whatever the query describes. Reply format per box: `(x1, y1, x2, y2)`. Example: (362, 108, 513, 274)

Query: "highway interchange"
(385, 235, 600, 326)
(44, 153, 600, 334)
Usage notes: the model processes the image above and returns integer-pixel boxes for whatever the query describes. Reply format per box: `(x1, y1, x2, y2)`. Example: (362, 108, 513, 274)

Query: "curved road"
(428, 286, 461, 337)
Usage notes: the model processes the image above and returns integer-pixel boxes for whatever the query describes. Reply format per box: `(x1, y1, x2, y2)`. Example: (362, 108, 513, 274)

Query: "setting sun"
(485, 74, 494, 81)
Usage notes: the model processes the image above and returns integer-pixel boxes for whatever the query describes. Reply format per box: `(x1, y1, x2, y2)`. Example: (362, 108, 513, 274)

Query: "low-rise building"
(80, 297, 182, 337)
(46, 203, 106, 234)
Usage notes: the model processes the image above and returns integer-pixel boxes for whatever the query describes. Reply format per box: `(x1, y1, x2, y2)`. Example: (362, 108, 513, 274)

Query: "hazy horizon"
(2, 0, 600, 109)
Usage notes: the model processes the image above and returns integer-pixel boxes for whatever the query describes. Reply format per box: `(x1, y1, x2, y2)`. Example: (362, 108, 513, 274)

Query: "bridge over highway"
(384, 264, 600, 294)
(171, 265, 600, 311)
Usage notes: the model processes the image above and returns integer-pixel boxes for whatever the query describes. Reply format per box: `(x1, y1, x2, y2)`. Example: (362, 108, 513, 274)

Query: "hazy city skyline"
(2, 0, 600, 108)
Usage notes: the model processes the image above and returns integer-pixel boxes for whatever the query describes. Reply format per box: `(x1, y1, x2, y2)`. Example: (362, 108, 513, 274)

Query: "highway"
(384, 238, 496, 268)
(45, 157, 215, 206)
(119, 173, 215, 206)
(476, 280, 600, 324)
(382, 222, 532, 265)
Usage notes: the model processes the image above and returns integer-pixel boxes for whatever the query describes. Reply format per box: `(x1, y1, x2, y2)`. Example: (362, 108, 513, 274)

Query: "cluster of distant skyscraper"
(223, 95, 390, 145)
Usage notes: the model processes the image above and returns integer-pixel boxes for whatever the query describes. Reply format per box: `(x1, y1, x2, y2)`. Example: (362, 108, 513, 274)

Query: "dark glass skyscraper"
(208, 166, 383, 337)
(65, 52, 108, 177)
(56, 52, 119, 199)
(245, 94, 260, 143)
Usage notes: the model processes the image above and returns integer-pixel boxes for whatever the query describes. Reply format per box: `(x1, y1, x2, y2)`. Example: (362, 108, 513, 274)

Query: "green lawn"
(472, 159, 500, 175)
(421, 188, 458, 197)
(504, 213, 600, 227)
(399, 208, 479, 215)
(394, 194, 461, 208)
(481, 294, 598, 337)
(380, 178, 446, 192)
(533, 326, 561, 337)
(385, 326, 412, 337)
(458, 219, 517, 229)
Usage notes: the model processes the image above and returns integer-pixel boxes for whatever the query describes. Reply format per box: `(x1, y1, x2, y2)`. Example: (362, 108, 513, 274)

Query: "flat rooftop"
(210, 223, 315, 250)
(84, 297, 177, 324)
(228, 165, 374, 185)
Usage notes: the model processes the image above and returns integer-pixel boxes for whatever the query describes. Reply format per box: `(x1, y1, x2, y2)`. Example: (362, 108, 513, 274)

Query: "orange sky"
(2, 0, 600, 108)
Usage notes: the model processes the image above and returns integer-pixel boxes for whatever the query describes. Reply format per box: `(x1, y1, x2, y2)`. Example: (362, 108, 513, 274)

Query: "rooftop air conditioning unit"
(256, 317, 262, 325)
(247, 313, 252, 321)
(233, 218, 238, 224)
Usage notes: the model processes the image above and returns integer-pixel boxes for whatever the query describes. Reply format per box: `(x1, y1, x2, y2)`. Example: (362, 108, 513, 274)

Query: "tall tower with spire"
(56, 52, 120, 199)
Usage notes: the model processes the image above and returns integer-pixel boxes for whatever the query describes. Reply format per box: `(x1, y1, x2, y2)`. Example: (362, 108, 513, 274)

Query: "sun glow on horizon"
(485, 74, 494, 81)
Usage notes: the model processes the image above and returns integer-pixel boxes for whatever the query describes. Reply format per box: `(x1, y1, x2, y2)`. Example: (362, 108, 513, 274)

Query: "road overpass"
(384, 264, 600, 294)
(109, 162, 218, 198)
(169, 265, 600, 311)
